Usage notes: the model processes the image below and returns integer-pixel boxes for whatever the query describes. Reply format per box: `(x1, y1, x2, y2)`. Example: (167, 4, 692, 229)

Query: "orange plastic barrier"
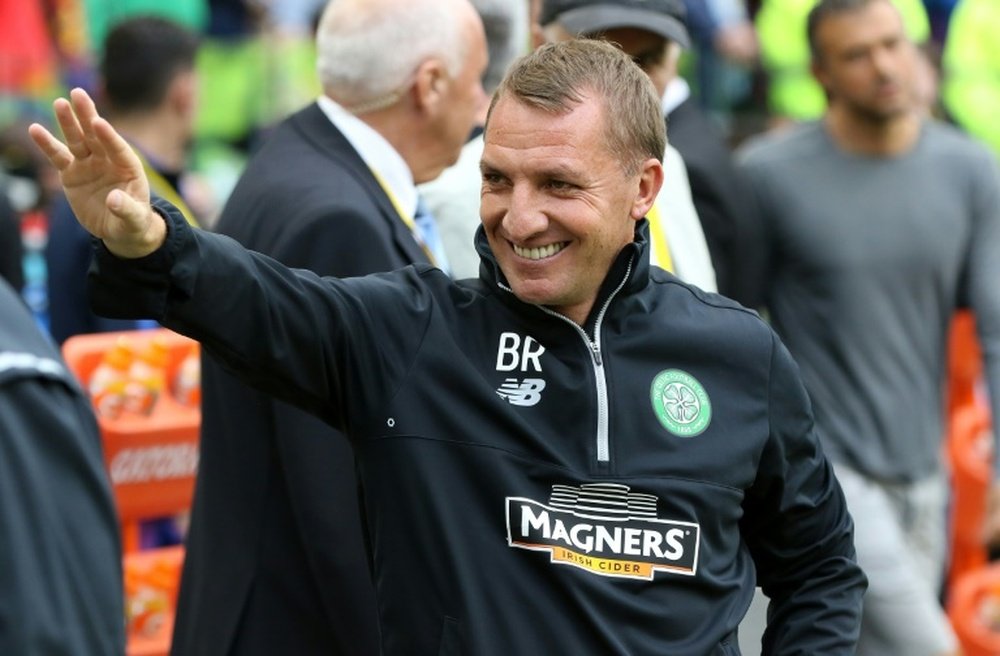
(948, 403, 994, 589)
(945, 312, 995, 593)
(124, 546, 185, 656)
(63, 329, 200, 552)
(949, 563, 1000, 656)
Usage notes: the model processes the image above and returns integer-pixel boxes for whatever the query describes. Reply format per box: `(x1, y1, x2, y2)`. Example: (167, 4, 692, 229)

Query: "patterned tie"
(413, 196, 451, 275)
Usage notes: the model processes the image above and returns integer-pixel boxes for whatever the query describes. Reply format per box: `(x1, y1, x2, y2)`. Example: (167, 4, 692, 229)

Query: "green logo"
(651, 369, 711, 437)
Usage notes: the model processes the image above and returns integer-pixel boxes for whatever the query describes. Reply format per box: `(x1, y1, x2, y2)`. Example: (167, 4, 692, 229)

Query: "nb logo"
(497, 378, 546, 407)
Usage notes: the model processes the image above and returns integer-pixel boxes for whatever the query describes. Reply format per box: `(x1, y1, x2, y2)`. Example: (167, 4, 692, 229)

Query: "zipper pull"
(589, 341, 602, 366)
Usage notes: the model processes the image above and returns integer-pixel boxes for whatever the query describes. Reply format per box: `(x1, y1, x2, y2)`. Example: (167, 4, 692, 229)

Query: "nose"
(502, 185, 548, 242)
(871, 43, 901, 79)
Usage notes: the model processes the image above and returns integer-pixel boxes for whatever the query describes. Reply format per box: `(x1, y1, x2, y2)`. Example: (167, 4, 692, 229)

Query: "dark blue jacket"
(90, 199, 865, 655)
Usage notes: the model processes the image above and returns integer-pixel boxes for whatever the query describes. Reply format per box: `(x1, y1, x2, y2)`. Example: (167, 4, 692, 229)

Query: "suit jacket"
(172, 103, 429, 656)
(666, 98, 756, 305)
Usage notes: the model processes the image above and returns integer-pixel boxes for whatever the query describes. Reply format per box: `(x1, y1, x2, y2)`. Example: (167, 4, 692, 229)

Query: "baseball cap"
(540, 0, 691, 49)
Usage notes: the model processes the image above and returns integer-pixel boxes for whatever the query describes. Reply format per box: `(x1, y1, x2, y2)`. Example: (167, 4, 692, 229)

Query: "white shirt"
(316, 95, 419, 220)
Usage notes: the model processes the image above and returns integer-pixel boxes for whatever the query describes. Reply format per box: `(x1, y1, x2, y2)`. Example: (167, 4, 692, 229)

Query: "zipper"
(498, 257, 634, 463)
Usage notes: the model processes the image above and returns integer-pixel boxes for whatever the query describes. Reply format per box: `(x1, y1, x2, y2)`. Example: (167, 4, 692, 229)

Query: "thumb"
(107, 188, 148, 226)
(104, 189, 165, 258)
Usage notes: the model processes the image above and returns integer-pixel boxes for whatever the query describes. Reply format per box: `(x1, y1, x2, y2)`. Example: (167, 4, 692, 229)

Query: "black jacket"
(91, 199, 866, 655)
(0, 279, 124, 654)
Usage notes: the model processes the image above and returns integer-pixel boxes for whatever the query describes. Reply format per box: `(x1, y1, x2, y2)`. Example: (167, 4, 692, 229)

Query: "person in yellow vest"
(756, 0, 929, 123)
(46, 16, 201, 344)
(942, 0, 1000, 161)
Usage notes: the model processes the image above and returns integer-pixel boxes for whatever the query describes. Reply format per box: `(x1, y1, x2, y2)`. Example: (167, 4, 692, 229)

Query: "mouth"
(512, 242, 568, 261)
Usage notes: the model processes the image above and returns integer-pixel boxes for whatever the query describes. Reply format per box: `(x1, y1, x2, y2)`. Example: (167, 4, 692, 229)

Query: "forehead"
(815, 1, 905, 55)
(483, 94, 611, 166)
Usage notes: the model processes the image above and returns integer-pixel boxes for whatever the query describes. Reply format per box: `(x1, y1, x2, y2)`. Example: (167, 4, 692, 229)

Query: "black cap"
(540, 0, 691, 49)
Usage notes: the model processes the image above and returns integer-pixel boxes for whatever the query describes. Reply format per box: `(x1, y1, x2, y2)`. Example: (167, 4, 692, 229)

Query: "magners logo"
(505, 482, 700, 580)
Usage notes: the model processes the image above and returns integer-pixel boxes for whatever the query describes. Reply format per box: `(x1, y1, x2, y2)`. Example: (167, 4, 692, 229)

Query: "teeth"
(513, 242, 566, 260)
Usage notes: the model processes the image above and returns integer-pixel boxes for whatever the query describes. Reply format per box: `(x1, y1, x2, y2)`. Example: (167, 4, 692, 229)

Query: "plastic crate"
(62, 329, 200, 551)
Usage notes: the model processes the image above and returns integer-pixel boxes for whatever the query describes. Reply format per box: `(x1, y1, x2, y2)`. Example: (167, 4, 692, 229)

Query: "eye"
(481, 172, 506, 186)
(631, 46, 666, 71)
(545, 179, 575, 191)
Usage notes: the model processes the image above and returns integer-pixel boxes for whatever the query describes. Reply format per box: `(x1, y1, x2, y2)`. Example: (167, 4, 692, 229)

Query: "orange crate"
(63, 329, 200, 550)
(124, 545, 185, 656)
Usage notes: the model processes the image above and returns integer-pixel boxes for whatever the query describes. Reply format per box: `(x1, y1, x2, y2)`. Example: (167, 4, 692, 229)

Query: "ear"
(810, 58, 829, 90)
(630, 158, 664, 221)
(411, 57, 448, 115)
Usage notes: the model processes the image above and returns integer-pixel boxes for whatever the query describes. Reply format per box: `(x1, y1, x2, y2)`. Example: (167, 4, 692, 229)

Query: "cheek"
(478, 194, 504, 227)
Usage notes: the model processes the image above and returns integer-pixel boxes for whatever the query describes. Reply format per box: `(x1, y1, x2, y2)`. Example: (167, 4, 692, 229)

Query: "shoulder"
(921, 119, 998, 167)
(0, 281, 72, 387)
(648, 269, 769, 336)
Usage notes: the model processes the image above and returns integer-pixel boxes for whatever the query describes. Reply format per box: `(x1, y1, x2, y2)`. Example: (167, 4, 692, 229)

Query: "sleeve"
(0, 370, 124, 655)
(88, 198, 433, 436)
(740, 332, 866, 654)
(963, 150, 1000, 475)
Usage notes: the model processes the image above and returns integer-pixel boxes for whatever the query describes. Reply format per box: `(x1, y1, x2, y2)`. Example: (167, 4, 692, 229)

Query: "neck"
(360, 107, 439, 184)
(111, 111, 187, 171)
(823, 105, 921, 157)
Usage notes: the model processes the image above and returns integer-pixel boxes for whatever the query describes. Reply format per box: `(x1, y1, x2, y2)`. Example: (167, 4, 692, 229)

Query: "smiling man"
(29, 39, 865, 654)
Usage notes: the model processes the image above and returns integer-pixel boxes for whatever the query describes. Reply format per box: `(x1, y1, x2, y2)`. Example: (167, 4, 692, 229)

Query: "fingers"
(69, 88, 107, 159)
(27, 123, 74, 170)
(53, 95, 92, 160)
(92, 116, 142, 173)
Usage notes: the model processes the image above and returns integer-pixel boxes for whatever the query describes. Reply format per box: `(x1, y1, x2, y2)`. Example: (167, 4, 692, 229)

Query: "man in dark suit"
(171, 0, 487, 654)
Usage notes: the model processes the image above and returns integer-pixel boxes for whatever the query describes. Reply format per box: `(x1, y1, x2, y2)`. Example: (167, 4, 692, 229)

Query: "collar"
(316, 95, 418, 217)
(474, 220, 653, 332)
(662, 77, 690, 116)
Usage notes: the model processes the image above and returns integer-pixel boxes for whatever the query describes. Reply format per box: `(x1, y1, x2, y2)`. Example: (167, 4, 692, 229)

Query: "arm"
(31, 89, 431, 435)
(964, 150, 1000, 545)
(741, 333, 866, 654)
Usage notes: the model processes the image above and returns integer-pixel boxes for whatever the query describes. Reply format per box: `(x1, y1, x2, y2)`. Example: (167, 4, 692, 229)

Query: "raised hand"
(28, 88, 166, 258)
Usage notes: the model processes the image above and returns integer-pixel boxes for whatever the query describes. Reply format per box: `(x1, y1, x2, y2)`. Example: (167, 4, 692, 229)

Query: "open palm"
(29, 88, 160, 258)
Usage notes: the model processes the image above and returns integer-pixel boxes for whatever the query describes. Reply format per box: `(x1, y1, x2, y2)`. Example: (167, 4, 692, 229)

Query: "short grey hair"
(471, 0, 529, 94)
(316, 0, 469, 108)
(487, 39, 665, 174)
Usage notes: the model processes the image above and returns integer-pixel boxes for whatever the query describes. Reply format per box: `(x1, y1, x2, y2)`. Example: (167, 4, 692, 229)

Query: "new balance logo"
(497, 378, 546, 407)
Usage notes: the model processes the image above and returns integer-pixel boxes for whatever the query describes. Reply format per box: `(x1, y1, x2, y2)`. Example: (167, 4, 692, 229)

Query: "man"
(540, 0, 752, 301)
(419, 0, 529, 279)
(30, 39, 865, 654)
(174, 0, 486, 654)
(0, 278, 123, 655)
(46, 16, 200, 344)
(737, 1, 1000, 654)
(538, 0, 717, 293)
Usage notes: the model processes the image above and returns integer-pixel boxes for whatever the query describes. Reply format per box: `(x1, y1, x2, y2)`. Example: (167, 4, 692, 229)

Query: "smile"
(512, 242, 568, 261)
